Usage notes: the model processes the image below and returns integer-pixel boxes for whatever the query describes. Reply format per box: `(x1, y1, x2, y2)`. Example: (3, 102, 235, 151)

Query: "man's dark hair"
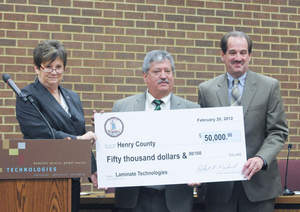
(220, 31, 252, 54)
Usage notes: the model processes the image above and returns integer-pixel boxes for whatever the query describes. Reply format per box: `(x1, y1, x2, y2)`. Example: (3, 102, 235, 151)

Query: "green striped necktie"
(153, 99, 163, 110)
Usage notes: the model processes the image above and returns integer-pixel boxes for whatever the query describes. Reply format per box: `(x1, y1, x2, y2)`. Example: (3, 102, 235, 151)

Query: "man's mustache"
(158, 79, 169, 84)
(231, 61, 243, 65)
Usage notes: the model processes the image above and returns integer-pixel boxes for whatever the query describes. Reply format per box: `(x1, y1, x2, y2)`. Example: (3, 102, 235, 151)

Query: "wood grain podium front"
(0, 179, 72, 212)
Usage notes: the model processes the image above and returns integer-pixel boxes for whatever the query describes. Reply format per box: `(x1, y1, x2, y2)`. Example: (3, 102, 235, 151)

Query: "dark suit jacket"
(198, 70, 288, 202)
(16, 79, 96, 173)
(112, 92, 200, 212)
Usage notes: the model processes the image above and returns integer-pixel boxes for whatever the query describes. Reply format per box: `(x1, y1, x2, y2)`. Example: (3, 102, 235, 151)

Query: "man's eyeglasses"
(40, 65, 64, 73)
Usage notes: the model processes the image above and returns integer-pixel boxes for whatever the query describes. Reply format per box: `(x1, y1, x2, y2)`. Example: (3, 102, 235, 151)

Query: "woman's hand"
(77, 131, 96, 144)
(90, 172, 98, 188)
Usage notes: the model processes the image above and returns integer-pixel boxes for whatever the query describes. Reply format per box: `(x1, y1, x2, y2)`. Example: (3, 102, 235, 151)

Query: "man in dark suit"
(198, 31, 288, 212)
(112, 50, 200, 212)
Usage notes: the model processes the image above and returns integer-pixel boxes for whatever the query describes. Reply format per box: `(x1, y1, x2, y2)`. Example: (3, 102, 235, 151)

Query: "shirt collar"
(226, 72, 247, 88)
(146, 90, 171, 106)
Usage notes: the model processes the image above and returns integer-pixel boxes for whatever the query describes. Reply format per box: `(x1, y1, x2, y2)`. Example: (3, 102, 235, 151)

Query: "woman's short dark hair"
(33, 40, 67, 68)
(220, 31, 252, 54)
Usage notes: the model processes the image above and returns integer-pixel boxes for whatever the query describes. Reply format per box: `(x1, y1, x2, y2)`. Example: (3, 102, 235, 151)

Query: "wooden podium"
(0, 139, 91, 212)
(0, 178, 72, 211)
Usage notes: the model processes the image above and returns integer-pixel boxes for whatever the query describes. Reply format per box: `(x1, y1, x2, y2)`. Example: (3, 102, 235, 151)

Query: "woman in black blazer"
(16, 40, 97, 212)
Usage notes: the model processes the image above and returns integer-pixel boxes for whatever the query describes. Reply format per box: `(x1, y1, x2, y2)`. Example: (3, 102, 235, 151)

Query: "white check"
(95, 106, 247, 188)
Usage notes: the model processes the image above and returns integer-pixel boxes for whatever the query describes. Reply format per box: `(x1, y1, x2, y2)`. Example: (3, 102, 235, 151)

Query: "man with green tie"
(112, 50, 200, 212)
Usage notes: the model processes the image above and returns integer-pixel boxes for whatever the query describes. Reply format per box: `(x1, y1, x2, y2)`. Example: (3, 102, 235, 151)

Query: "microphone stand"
(2, 73, 55, 139)
(282, 144, 294, 196)
(25, 95, 56, 139)
(19, 92, 29, 102)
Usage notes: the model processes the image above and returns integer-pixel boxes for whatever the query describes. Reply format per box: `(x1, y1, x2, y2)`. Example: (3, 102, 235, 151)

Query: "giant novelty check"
(95, 106, 247, 188)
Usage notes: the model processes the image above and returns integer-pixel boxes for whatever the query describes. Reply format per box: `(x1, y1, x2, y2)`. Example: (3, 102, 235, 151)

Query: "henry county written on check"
(95, 106, 247, 188)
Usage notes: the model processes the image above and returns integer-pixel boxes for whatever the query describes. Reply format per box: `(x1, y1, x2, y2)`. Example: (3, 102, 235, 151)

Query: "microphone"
(2, 73, 55, 139)
(282, 144, 295, 196)
(2, 73, 28, 102)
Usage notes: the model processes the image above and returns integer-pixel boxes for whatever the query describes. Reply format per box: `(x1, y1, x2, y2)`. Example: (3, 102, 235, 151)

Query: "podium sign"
(0, 139, 91, 179)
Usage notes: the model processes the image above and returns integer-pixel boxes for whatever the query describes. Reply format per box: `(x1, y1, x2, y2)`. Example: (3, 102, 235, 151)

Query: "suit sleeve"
(91, 151, 97, 173)
(198, 84, 206, 107)
(256, 80, 288, 164)
(16, 95, 79, 139)
(112, 100, 121, 112)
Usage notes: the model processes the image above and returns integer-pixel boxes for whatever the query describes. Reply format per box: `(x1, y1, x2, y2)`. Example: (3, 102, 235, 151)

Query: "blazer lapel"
(59, 88, 74, 118)
(134, 92, 146, 111)
(216, 74, 230, 106)
(36, 80, 74, 125)
(35, 80, 67, 117)
(170, 93, 181, 110)
(60, 88, 85, 133)
(241, 71, 257, 115)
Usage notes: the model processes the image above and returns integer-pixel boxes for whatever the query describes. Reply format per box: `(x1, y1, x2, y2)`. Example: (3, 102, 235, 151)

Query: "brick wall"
(0, 0, 300, 193)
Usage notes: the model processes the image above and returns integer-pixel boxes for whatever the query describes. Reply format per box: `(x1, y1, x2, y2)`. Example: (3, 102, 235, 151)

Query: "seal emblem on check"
(104, 117, 124, 137)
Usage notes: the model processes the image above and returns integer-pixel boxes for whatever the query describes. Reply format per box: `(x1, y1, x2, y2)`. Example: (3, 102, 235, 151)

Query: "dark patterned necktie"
(231, 79, 241, 106)
(149, 99, 166, 190)
(153, 99, 163, 110)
